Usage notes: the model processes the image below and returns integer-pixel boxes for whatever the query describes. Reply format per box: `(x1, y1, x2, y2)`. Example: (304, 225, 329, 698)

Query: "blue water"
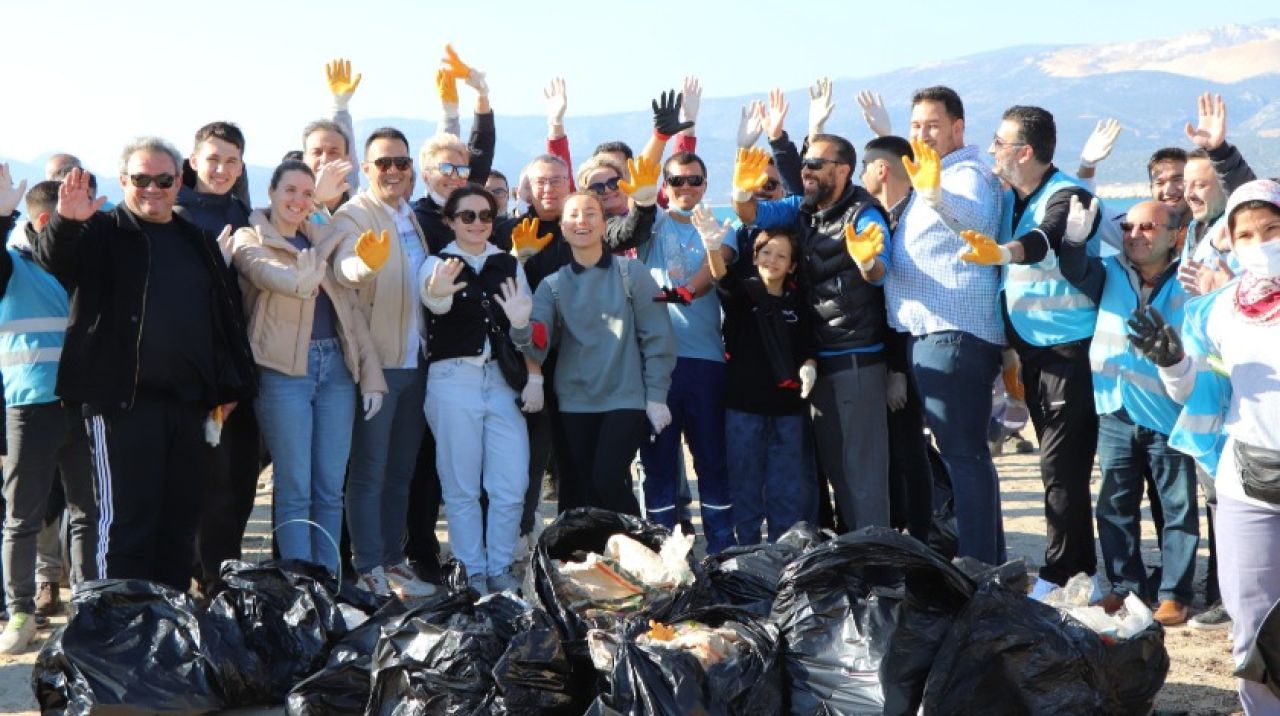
(711, 196, 1143, 224)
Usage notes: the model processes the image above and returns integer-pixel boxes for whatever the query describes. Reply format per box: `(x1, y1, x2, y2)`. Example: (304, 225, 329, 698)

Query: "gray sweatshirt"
(511, 252, 675, 412)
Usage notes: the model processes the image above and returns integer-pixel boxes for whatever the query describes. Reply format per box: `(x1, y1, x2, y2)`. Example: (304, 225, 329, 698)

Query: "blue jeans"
(1095, 411, 1199, 603)
(910, 330, 1006, 564)
(255, 339, 356, 572)
(724, 409, 816, 544)
(345, 366, 427, 574)
(640, 358, 735, 554)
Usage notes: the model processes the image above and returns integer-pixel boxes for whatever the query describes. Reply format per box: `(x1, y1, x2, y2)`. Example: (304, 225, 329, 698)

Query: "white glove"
(521, 374, 544, 413)
(494, 277, 532, 329)
(294, 248, 325, 297)
(313, 159, 353, 205)
(1064, 195, 1099, 246)
(691, 204, 732, 253)
(808, 77, 834, 137)
(464, 67, 488, 97)
(856, 91, 892, 137)
(886, 371, 908, 412)
(799, 363, 817, 399)
(544, 77, 567, 130)
(679, 75, 701, 126)
(362, 392, 383, 421)
(215, 224, 235, 267)
(646, 401, 672, 434)
(736, 101, 765, 149)
(1080, 118, 1121, 169)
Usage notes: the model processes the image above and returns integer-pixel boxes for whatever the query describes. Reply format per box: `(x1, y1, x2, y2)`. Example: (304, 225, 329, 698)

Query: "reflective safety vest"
(1089, 258, 1188, 434)
(999, 170, 1101, 347)
(0, 249, 69, 407)
(1168, 285, 1233, 476)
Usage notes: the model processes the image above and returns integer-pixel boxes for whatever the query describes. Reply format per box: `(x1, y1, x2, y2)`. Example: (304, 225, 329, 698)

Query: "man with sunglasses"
(34, 139, 257, 591)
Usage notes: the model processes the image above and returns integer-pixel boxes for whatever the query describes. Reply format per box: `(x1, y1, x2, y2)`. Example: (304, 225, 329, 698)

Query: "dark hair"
(364, 127, 409, 155)
(753, 226, 802, 266)
(864, 135, 913, 161)
(281, 149, 304, 162)
(810, 133, 857, 166)
(1002, 106, 1056, 164)
(593, 141, 634, 160)
(442, 185, 498, 218)
(24, 180, 61, 217)
(487, 169, 508, 185)
(911, 86, 964, 121)
(1228, 199, 1280, 234)
(663, 151, 707, 177)
(269, 159, 315, 191)
(1147, 147, 1188, 179)
(193, 121, 246, 153)
(302, 119, 351, 155)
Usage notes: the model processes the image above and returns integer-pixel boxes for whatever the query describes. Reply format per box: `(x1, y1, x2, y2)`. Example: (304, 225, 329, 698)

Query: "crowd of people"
(0, 47, 1277, 711)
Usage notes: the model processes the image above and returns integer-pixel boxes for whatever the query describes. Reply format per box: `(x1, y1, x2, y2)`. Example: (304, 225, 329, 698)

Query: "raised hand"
(764, 88, 789, 140)
(56, 168, 106, 221)
(903, 138, 941, 204)
(736, 100, 765, 149)
(1080, 118, 1121, 168)
(1127, 306, 1185, 368)
(314, 159, 353, 204)
(325, 58, 362, 111)
(1185, 92, 1227, 151)
(844, 222, 884, 273)
(808, 77, 834, 136)
(511, 217, 554, 261)
(692, 204, 733, 253)
(494, 277, 532, 329)
(441, 43, 472, 79)
(679, 75, 701, 126)
(732, 147, 771, 202)
(427, 257, 467, 298)
(0, 163, 28, 216)
(354, 228, 391, 272)
(619, 156, 660, 207)
(855, 90, 891, 137)
(544, 77, 568, 129)
(652, 90, 694, 139)
(435, 68, 460, 107)
(959, 230, 1012, 265)
(1064, 195, 1098, 245)
(1177, 255, 1234, 297)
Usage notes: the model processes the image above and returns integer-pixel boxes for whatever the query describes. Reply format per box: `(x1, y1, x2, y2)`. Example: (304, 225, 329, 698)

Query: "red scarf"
(1234, 272, 1280, 324)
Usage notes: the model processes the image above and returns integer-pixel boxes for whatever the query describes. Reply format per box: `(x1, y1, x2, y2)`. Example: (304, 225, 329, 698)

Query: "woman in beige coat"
(233, 159, 386, 573)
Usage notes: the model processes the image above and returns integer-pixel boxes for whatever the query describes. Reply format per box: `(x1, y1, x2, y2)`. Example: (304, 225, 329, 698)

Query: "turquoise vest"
(1089, 258, 1188, 434)
(1168, 285, 1232, 476)
(999, 170, 1100, 347)
(0, 249, 69, 407)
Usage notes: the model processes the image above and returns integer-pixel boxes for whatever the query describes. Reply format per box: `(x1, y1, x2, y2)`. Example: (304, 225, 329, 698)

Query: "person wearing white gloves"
(502, 190, 675, 518)
(418, 186, 538, 596)
(231, 159, 387, 574)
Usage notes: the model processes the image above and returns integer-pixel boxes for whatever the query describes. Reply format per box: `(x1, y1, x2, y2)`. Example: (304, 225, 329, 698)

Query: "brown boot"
(1093, 591, 1126, 615)
(1153, 599, 1189, 627)
(34, 582, 62, 617)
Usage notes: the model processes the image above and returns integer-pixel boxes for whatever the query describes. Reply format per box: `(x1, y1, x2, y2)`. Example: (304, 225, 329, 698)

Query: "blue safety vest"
(1168, 285, 1232, 476)
(0, 249, 69, 407)
(1089, 258, 1188, 434)
(999, 170, 1101, 347)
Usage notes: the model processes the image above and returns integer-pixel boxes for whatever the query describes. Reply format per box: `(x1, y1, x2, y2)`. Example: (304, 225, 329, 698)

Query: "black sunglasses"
(588, 177, 622, 195)
(801, 157, 847, 171)
(665, 175, 705, 188)
(452, 209, 495, 224)
(128, 173, 176, 189)
(1120, 221, 1174, 234)
(434, 162, 472, 179)
(372, 156, 412, 172)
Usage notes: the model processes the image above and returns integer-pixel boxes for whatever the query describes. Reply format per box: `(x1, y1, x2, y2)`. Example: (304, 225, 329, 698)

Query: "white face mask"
(1235, 241, 1280, 278)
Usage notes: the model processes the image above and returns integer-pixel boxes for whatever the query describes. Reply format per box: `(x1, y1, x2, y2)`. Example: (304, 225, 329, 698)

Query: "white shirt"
(418, 241, 530, 367)
(381, 198, 427, 369)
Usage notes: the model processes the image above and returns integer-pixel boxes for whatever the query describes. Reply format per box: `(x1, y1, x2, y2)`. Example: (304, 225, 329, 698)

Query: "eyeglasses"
(1120, 221, 1175, 234)
(372, 156, 412, 172)
(489, 187, 509, 197)
(128, 173, 176, 189)
(665, 175, 705, 188)
(587, 177, 622, 195)
(760, 179, 780, 192)
(801, 157, 846, 171)
(452, 209, 495, 224)
(532, 176, 568, 189)
(991, 136, 1026, 150)
(433, 162, 471, 179)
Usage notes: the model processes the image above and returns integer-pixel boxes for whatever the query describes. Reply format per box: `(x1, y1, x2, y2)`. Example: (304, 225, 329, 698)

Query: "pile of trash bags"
(34, 508, 1171, 715)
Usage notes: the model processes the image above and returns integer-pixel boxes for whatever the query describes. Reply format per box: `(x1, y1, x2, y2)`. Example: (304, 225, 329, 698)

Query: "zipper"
(129, 229, 152, 411)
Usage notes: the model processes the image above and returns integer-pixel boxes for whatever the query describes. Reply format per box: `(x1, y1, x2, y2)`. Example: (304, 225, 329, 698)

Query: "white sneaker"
(385, 561, 438, 599)
(356, 566, 392, 597)
(0, 612, 37, 654)
(1028, 577, 1059, 602)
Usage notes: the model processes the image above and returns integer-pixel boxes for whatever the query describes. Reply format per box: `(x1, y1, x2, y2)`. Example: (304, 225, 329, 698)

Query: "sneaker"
(1013, 437, 1036, 454)
(356, 566, 392, 597)
(0, 612, 37, 654)
(487, 570, 521, 595)
(1153, 599, 1190, 627)
(1028, 577, 1059, 601)
(467, 573, 490, 597)
(34, 582, 62, 617)
(385, 561, 438, 599)
(1190, 603, 1232, 631)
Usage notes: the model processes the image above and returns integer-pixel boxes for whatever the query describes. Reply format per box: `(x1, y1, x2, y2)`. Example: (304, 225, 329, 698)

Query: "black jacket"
(34, 206, 257, 415)
(174, 185, 252, 234)
(410, 111, 499, 255)
(494, 205, 658, 291)
(425, 250, 519, 363)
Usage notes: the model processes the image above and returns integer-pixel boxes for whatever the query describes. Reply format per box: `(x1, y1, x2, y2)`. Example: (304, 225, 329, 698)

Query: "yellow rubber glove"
(844, 222, 884, 273)
(325, 58, 362, 110)
(618, 156, 661, 207)
(442, 44, 472, 79)
(354, 229, 391, 272)
(959, 230, 1012, 265)
(732, 147, 770, 202)
(435, 68, 459, 106)
(902, 138, 941, 205)
(511, 218, 553, 261)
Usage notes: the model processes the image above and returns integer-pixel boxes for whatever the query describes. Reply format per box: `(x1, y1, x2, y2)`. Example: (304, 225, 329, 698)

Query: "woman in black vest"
(419, 186, 540, 596)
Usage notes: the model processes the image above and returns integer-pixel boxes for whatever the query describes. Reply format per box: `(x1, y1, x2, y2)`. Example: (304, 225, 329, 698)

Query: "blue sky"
(3, 0, 1278, 176)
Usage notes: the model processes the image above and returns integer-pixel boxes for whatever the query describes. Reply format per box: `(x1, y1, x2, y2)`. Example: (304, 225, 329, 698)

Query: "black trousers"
(1019, 338, 1099, 585)
(557, 410, 645, 517)
(195, 401, 261, 593)
(887, 370, 935, 542)
(87, 399, 207, 591)
(403, 427, 442, 579)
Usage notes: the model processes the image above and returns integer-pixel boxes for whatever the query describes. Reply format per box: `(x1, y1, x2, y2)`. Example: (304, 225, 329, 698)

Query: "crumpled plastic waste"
(1041, 572, 1154, 639)
(550, 527, 695, 618)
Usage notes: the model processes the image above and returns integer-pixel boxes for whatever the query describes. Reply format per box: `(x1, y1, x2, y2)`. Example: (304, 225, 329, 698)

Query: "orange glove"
(435, 68, 459, 106)
(511, 218, 553, 261)
(354, 229, 391, 272)
(441, 43, 472, 79)
(959, 230, 1013, 265)
(844, 222, 884, 273)
(618, 156, 660, 207)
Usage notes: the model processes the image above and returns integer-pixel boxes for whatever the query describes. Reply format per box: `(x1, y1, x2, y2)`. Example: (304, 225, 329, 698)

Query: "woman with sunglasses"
(413, 134, 482, 255)
(231, 159, 387, 573)
(576, 156, 630, 218)
(418, 186, 539, 596)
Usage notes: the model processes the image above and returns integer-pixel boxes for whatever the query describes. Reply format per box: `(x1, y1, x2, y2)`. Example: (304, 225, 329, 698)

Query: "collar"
(441, 240, 502, 271)
(569, 249, 612, 274)
(940, 144, 983, 169)
(1015, 165, 1059, 205)
(378, 196, 411, 220)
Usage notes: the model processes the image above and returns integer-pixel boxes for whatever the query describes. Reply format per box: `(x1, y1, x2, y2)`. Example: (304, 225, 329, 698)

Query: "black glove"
(1127, 306, 1185, 368)
(653, 285, 694, 305)
(652, 90, 694, 139)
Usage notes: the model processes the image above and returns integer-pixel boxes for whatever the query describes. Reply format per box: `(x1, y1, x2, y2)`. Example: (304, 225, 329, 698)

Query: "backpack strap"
(616, 256, 633, 302)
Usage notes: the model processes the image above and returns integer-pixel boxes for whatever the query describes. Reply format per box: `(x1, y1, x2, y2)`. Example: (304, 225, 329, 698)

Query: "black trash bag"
(701, 522, 830, 617)
(922, 581, 1169, 715)
(33, 579, 267, 714)
(286, 598, 410, 715)
(771, 527, 975, 715)
(589, 605, 783, 715)
(926, 446, 958, 561)
(1238, 595, 1280, 698)
(367, 591, 575, 715)
(951, 556, 1030, 593)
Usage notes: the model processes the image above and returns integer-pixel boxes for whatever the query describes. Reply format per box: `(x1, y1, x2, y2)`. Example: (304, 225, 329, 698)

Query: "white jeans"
(425, 359, 528, 578)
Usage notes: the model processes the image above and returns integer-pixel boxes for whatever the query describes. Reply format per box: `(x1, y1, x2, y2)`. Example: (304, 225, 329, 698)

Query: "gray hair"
(575, 155, 626, 188)
(525, 153, 569, 176)
(119, 137, 182, 176)
(302, 119, 352, 155)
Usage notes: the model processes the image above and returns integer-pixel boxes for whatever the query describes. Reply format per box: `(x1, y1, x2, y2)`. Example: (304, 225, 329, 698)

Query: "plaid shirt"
(886, 145, 1005, 345)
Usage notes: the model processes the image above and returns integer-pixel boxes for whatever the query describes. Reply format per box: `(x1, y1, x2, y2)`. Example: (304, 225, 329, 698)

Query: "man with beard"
(733, 136, 893, 532)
